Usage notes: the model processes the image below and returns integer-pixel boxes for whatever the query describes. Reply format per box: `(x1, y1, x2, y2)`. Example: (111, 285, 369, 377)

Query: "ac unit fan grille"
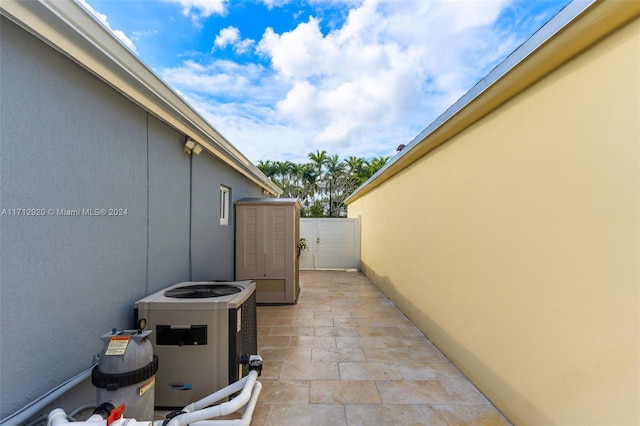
(164, 284, 241, 298)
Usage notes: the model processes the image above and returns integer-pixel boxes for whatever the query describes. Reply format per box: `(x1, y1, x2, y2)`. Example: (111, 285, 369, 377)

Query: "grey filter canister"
(91, 328, 158, 420)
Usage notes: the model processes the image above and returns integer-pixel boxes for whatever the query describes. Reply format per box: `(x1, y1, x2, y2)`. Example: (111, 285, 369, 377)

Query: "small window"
(220, 186, 230, 225)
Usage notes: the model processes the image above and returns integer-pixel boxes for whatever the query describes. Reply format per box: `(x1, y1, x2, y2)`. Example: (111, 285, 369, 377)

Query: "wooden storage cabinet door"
(264, 205, 290, 279)
(236, 205, 264, 280)
(235, 198, 300, 304)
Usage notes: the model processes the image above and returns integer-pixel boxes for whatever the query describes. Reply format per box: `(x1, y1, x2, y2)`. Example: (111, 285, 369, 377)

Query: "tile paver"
(251, 270, 511, 425)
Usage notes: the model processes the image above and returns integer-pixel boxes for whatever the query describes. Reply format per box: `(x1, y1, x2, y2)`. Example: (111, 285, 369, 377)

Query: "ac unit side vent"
(156, 325, 208, 346)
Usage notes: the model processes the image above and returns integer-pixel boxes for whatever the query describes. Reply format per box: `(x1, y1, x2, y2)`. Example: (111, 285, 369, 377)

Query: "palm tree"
(299, 164, 318, 216)
(257, 160, 277, 178)
(307, 150, 329, 213)
(323, 155, 344, 217)
(308, 150, 328, 176)
(362, 156, 390, 180)
(269, 161, 297, 197)
(344, 156, 364, 176)
(288, 163, 307, 200)
(259, 152, 387, 217)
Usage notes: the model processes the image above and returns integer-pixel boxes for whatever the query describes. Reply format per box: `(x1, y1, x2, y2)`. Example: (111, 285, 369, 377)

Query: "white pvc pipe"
(187, 381, 262, 426)
(44, 371, 262, 426)
(165, 371, 260, 426)
(47, 409, 70, 426)
(48, 409, 104, 426)
(182, 372, 255, 413)
(68, 404, 98, 421)
(48, 410, 153, 426)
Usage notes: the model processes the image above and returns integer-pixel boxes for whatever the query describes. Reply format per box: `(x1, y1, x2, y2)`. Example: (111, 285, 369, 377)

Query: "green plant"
(297, 237, 308, 257)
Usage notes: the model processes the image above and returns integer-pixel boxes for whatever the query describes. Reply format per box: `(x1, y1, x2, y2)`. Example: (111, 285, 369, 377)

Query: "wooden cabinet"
(235, 198, 300, 304)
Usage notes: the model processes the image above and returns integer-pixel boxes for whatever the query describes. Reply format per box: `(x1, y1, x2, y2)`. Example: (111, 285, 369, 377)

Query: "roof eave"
(0, 0, 282, 197)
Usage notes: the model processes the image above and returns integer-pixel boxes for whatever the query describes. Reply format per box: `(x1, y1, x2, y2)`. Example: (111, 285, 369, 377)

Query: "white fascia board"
(0, 0, 282, 196)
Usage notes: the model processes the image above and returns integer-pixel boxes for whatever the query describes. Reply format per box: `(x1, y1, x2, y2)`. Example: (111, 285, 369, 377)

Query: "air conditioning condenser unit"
(134, 280, 257, 408)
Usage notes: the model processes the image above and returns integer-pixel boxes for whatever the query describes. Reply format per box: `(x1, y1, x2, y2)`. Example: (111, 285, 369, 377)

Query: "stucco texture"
(348, 15, 639, 425)
(0, 17, 262, 419)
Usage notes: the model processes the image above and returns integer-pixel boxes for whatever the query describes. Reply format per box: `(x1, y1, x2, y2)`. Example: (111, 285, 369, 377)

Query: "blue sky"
(80, 0, 571, 164)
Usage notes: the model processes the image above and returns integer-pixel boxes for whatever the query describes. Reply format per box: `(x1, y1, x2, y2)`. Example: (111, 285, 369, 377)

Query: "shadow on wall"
(359, 261, 553, 425)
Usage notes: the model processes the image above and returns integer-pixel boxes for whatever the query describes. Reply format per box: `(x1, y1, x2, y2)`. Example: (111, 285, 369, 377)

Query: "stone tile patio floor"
(248, 270, 511, 425)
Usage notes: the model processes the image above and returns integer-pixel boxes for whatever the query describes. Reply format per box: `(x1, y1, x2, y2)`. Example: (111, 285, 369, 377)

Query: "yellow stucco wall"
(348, 13, 639, 426)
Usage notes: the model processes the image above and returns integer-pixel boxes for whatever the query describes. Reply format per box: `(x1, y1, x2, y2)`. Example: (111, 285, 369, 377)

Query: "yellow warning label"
(138, 377, 155, 396)
(105, 336, 130, 356)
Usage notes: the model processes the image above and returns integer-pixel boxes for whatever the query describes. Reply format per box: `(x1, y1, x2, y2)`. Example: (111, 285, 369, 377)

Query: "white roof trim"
(0, 0, 282, 196)
(345, 0, 640, 204)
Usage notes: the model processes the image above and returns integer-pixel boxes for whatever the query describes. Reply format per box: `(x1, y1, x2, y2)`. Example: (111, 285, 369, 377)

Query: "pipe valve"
(240, 354, 263, 376)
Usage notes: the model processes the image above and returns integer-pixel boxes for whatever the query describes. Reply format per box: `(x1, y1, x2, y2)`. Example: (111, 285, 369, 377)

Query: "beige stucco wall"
(348, 13, 639, 426)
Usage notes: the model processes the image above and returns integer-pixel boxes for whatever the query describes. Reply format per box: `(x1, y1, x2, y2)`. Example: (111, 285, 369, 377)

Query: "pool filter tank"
(91, 324, 158, 420)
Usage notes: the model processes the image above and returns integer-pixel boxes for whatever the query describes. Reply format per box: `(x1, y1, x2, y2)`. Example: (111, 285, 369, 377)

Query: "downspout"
(145, 112, 150, 296)
(188, 149, 193, 281)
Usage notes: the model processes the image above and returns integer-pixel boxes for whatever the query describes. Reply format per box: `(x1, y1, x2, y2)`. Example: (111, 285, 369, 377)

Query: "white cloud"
(254, 0, 512, 148)
(165, 0, 228, 21)
(131, 29, 159, 42)
(261, 0, 292, 10)
(76, 0, 138, 53)
(160, 0, 560, 163)
(214, 27, 240, 48)
(159, 60, 282, 101)
(213, 27, 255, 54)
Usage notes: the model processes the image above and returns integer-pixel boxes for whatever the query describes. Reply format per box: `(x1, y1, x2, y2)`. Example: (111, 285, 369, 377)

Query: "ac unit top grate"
(164, 284, 242, 299)
(135, 280, 256, 310)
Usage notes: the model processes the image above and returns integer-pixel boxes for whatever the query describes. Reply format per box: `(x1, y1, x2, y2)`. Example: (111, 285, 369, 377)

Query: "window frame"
(220, 185, 230, 225)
